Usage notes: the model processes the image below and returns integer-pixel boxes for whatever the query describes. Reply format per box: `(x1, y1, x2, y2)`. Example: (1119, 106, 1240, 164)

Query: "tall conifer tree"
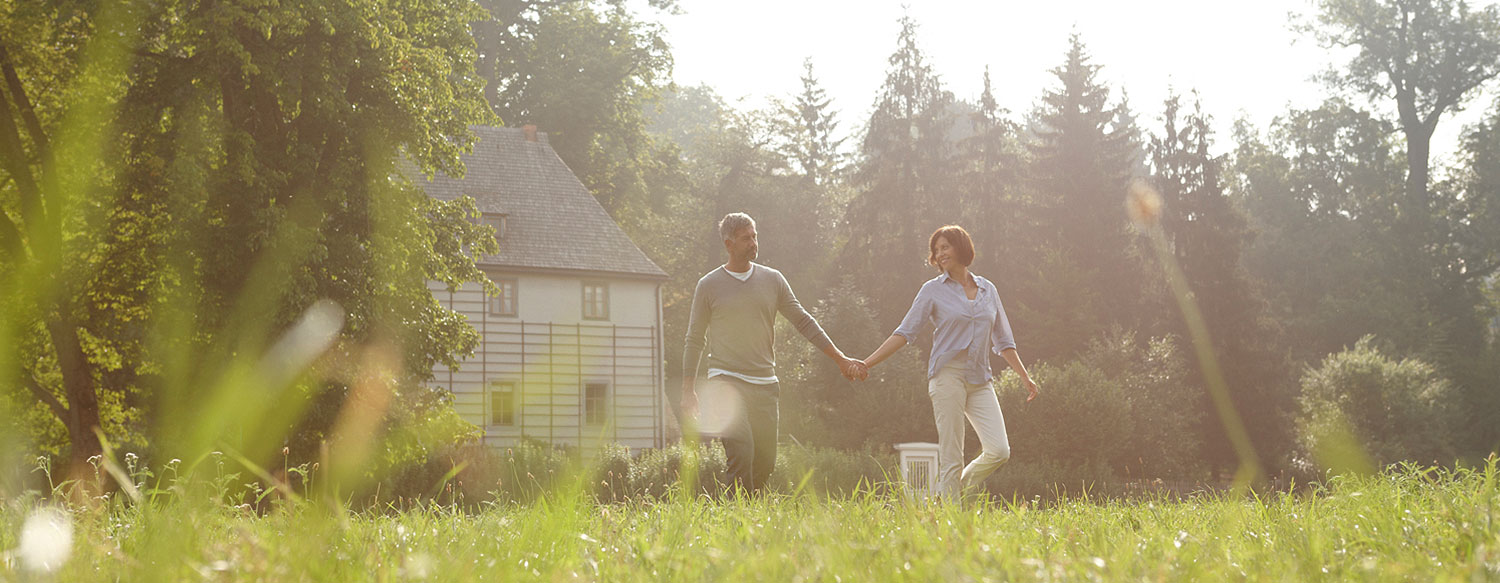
(1020, 34, 1143, 360)
(1152, 92, 1293, 469)
(842, 15, 955, 327)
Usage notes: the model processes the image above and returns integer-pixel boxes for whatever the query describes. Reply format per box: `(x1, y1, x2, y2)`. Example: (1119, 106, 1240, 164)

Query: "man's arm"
(681, 278, 712, 416)
(774, 271, 863, 378)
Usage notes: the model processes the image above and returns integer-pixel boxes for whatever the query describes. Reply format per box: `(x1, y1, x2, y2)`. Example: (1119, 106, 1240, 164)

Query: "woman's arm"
(867, 283, 933, 372)
(999, 347, 1039, 402)
(864, 334, 909, 369)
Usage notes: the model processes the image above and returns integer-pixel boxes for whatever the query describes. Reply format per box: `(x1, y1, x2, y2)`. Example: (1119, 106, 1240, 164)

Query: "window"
(584, 383, 609, 425)
(483, 213, 509, 239)
(582, 282, 609, 320)
(488, 382, 516, 426)
(490, 278, 517, 317)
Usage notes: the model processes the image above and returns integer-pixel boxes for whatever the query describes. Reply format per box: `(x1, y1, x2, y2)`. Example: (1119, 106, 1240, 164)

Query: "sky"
(640, 0, 1497, 161)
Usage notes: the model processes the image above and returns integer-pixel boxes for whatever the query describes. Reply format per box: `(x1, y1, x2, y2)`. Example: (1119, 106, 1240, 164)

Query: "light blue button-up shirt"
(893, 271, 1017, 384)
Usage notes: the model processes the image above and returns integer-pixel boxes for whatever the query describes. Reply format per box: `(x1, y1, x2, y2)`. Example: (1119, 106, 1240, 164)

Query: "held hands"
(839, 357, 869, 381)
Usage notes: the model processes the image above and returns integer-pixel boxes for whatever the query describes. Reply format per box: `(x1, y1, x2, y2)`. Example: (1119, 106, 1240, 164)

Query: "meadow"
(1, 459, 1496, 581)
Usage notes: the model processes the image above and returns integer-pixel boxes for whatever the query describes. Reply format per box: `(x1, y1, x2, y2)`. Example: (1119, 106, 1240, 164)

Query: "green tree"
(1075, 329, 1202, 479)
(1296, 336, 1457, 469)
(1150, 92, 1293, 470)
(1230, 101, 1408, 364)
(1442, 98, 1500, 454)
(779, 57, 847, 189)
(1306, 0, 1500, 217)
(1020, 33, 1144, 361)
(956, 68, 1028, 299)
(1302, 0, 1500, 382)
(769, 58, 852, 272)
(473, 0, 674, 215)
(0, 0, 497, 479)
(0, 0, 137, 473)
(841, 14, 957, 329)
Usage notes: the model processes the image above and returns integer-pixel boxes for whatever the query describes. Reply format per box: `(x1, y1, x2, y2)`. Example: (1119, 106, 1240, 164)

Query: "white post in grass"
(894, 442, 940, 499)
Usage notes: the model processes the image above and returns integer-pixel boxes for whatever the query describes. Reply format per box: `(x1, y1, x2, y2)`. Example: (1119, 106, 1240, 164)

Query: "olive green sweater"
(682, 264, 833, 379)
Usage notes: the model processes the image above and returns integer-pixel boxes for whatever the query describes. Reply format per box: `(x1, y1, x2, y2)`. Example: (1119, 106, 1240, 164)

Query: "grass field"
(1, 460, 1496, 581)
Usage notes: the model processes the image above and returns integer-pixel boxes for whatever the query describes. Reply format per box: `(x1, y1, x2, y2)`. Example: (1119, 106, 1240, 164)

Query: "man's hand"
(680, 379, 699, 418)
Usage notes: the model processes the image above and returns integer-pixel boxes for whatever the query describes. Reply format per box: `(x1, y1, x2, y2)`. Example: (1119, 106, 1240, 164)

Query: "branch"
(0, 43, 50, 164)
(1462, 259, 1500, 281)
(21, 372, 69, 422)
(0, 209, 25, 261)
(0, 60, 45, 229)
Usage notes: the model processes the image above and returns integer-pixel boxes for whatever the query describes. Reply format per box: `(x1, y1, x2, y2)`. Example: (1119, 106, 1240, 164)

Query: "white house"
(417, 125, 670, 454)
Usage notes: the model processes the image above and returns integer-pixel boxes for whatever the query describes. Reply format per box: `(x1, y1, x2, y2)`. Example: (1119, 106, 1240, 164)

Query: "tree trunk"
(48, 315, 103, 486)
(1396, 86, 1437, 240)
(1404, 123, 1433, 221)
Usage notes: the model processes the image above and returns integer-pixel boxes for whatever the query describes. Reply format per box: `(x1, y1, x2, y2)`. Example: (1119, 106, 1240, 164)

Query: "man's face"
(725, 224, 758, 263)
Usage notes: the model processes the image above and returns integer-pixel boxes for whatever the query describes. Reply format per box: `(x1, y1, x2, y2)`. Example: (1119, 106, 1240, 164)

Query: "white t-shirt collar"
(724, 263, 754, 282)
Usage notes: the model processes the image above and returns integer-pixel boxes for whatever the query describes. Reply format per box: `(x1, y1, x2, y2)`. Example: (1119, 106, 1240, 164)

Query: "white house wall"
(428, 272, 664, 455)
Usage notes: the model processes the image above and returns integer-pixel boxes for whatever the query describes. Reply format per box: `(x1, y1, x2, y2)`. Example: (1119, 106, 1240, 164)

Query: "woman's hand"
(1024, 378, 1039, 402)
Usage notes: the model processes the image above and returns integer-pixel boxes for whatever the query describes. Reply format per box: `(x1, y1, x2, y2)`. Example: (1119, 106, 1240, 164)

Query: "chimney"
(522, 124, 538, 142)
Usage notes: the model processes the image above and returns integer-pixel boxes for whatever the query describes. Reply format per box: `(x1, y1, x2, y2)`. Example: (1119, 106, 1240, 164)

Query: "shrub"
(770, 445, 895, 497)
(1078, 330, 1204, 479)
(378, 438, 572, 508)
(990, 329, 1204, 485)
(628, 440, 729, 498)
(591, 443, 634, 503)
(998, 360, 1133, 475)
(1296, 336, 1457, 470)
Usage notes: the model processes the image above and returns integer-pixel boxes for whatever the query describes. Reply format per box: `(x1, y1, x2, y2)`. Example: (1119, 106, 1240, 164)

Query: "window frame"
(490, 277, 518, 317)
(583, 382, 610, 426)
(482, 212, 509, 239)
(487, 381, 517, 427)
(581, 281, 610, 320)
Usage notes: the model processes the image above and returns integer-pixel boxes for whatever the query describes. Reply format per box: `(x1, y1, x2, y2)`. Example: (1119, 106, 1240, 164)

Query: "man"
(681, 212, 866, 494)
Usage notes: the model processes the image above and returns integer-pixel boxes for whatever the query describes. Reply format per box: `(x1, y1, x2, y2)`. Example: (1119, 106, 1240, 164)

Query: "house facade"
(418, 126, 670, 454)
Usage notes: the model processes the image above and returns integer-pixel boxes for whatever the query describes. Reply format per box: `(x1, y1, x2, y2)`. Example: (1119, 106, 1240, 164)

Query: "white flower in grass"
(18, 507, 73, 573)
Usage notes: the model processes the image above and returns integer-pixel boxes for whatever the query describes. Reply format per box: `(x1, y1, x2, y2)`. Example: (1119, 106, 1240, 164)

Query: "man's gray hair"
(719, 212, 755, 241)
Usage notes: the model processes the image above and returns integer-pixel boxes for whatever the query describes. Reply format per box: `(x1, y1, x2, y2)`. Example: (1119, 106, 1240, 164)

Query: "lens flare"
(17, 507, 73, 573)
(1126, 179, 1163, 228)
(694, 378, 746, 439)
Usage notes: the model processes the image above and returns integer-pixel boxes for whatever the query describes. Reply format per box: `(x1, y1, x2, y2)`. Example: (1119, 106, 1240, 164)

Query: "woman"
(862, 225, 1039, 499)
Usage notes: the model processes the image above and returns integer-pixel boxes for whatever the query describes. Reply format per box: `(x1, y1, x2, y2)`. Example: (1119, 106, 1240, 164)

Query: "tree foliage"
(841, 14, 956, 329)
(1306, 0, 1500, 207)
(1299, 0, 1500, 380)
(1150, 92, 1293, 470)
(0, 0, 498, 478)
(1019, 34, 1145, 361)
(472, 0, 674, 215)
(1297, 336, 1457, 467)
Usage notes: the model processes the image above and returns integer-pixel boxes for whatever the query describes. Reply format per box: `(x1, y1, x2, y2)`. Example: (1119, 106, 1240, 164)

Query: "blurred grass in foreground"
(0, 458, 1495, 580)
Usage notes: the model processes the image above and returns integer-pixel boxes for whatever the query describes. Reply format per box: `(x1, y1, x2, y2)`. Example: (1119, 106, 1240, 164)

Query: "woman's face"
(933, 236, 957, 271)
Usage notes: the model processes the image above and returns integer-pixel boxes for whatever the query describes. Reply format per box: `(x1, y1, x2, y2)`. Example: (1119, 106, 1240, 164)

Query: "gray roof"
(415, 126, 667, 280)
